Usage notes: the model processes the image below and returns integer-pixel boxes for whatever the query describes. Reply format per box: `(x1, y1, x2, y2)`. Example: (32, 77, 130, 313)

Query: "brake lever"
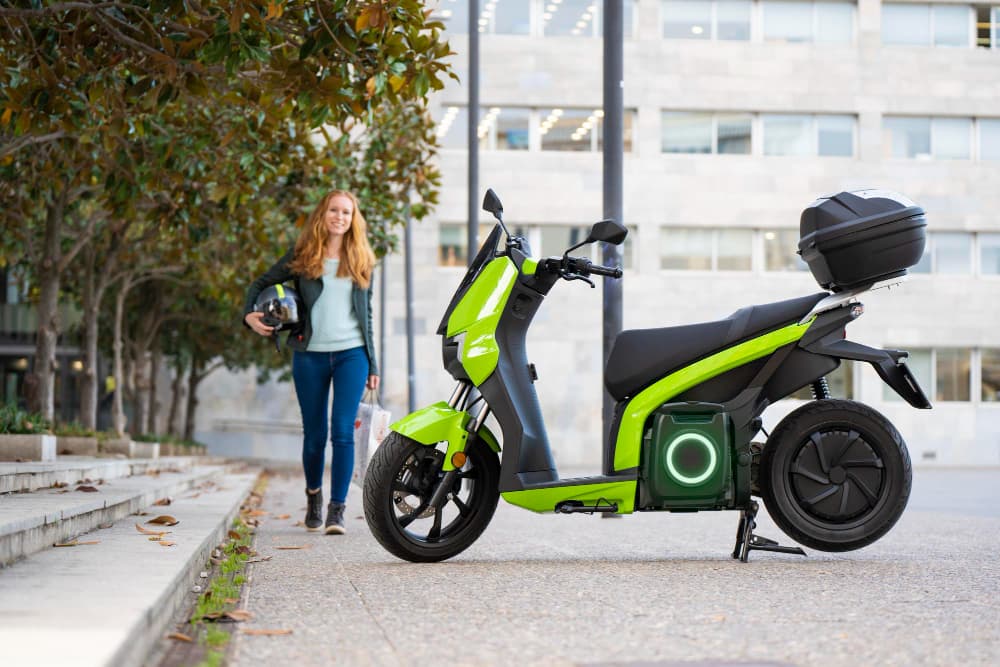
(562, 271, 596, 289)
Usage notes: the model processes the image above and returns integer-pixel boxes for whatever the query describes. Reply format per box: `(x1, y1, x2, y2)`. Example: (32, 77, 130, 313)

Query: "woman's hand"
(244, 312, 274, 337)
(367, 375, 380, 391)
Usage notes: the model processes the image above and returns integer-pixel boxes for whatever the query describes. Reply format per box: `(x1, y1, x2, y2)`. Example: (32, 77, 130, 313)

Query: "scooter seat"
(604, 292, 828, 401)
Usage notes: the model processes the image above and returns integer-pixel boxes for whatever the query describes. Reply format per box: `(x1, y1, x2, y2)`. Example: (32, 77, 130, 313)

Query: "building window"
(935, 233, 973, 274)
(540, 108, 634, 152)
(434, 105, 468, 149)
(762, 1, 855, 44)
(763, 229, 809, 271)
(762, 114, 855, 156)
(662, 111, 752, 154)
(883, 116, 972, 159)
(980, 118, 1000, 160)
(980, 233, 1000, 274)
(542, 0, 637, 37)
(661, 228, 752, 270)
(975, 6, 1000, 48)
(911, 232, 974, 274)
(936, 348, 972, 401)
(983, 349, 1000, 401)
(477, 107, 531, 150)
(882, 3, 972, 47)
(662, 0, 752, 40)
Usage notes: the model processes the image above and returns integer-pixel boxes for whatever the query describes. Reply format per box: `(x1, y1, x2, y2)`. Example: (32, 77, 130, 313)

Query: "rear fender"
(391, 402, 501, 471)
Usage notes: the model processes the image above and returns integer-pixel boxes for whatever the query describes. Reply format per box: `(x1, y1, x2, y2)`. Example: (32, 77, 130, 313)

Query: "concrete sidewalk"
(229, 469, 1000, 667)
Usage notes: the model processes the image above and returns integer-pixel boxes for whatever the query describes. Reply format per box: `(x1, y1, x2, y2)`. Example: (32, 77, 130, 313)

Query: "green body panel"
(521, 257, 538, 275)
(390, 402, 501, 472)
(445, 257, 519, 385)
(613, 319, 814, 472)
(502, 480, 637, 514)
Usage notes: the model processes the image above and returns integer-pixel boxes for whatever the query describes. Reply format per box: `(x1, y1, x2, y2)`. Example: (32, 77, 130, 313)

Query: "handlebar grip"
(587, 262, 623, 279)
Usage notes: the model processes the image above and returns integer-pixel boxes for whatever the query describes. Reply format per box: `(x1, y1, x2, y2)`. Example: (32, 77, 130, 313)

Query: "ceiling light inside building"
(691, 25, 704, 35)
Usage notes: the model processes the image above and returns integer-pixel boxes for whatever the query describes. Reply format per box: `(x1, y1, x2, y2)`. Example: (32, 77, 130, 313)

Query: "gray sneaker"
(325, 501, 346, 535)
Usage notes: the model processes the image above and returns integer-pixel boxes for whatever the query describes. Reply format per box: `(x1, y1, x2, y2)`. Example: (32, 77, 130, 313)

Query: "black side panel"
(671, 358, 768, 403)
(763, 349, 839, 403)
(479, 281, 559, 493)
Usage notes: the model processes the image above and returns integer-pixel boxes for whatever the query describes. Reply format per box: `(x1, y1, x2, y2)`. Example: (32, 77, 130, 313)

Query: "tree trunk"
(184, 357, 202, 442)
(33, 192, 67, 420)
(133, 350, 150, 437)
(79, 250, 99, 431)
(147, 343, 161, 435)
(167, 356, 186, 438)
(111, 273, 135, 436)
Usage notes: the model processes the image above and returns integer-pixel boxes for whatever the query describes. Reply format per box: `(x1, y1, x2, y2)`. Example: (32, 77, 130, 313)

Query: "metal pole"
(467, 0, 480, 266)
(602, 0, 624, 454)
(378, 257, 386, 404)
(404, 209, 416, 413)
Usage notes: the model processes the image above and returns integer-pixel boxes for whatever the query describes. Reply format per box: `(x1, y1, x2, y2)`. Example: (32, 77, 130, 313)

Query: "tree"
(1, 0, 453, 420)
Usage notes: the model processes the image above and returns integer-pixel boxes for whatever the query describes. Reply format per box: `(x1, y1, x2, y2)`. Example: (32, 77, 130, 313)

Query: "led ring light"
(665, 432, 717, 485)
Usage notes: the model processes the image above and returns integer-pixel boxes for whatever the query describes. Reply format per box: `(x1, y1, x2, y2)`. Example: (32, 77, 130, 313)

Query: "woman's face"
(324, 194, 354, 238)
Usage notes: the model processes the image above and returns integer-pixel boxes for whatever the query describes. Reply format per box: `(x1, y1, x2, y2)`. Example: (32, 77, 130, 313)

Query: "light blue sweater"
(306, 259, 365, 352)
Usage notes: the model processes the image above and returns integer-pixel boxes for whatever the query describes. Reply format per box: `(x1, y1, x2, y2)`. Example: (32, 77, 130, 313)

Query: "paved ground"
(229, 468, 1000, 667)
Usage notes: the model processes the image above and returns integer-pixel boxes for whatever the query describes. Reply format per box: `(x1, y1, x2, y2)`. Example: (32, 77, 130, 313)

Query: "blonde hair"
(289, 190, 376, 288)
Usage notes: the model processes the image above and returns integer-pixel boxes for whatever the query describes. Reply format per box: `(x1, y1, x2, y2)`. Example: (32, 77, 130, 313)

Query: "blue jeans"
(292, 347, 369, 504)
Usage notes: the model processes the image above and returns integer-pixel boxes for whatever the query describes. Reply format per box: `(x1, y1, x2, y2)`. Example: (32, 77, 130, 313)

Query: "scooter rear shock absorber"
(811, 377, 831, 400)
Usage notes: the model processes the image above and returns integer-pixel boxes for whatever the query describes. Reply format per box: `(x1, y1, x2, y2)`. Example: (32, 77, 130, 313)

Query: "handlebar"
(540, 256, 623, 280)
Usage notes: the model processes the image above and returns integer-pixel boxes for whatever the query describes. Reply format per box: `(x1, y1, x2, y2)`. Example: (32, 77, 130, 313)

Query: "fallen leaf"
(136, 523, 170, 536)
(228, 530, 241, 540)
(185, 493, 201, 499)
(247, 556, 273, 563)
(242, 628, 293, 636)
(76, 485, 100, 492)
(292, 521, 305, 527)
(274, 545, 309, 550)
(167, 632, 193, 642)
(201, 609, 253, 623)
(153, 497, 172, 506)
(223, 598, 240, 604)
(51, 481, 67, 488)
(159, 541, 176, 547)
(147, 515, 179, 526)
(246, 510, 268, 517)
(273, 514, 290, 520)
(54, 540, 100, 547)
(148, 536, 163, 541)
(235, 545, 252, 555)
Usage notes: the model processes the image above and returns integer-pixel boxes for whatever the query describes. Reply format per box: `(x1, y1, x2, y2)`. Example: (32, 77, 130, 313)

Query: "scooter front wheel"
(760, 399, 912, 552)
(363, 431, 500, 562)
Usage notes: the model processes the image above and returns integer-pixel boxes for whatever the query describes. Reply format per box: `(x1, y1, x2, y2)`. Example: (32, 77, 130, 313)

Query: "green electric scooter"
(363, 188, 931, 562)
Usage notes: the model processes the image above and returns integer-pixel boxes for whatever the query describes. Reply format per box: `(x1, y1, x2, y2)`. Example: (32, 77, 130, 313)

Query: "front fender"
(391, 402, 501, 471)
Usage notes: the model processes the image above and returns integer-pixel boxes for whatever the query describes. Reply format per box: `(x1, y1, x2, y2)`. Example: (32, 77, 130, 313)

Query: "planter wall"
(0, 434, 57, 462)
(56, 436, 98, 456)
(99, 439, 159, 459)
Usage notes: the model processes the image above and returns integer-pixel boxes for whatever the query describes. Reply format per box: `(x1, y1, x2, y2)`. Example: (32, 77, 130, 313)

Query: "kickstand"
(732, 500, 807, 563)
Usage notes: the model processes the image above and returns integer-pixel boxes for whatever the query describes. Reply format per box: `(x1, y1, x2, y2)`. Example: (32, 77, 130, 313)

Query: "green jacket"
(243, 249, 378, 376)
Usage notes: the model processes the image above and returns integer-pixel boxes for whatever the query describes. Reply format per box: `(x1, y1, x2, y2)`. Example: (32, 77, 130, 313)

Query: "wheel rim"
(388, 443, 486, 547)
(788, 428, 888, 527)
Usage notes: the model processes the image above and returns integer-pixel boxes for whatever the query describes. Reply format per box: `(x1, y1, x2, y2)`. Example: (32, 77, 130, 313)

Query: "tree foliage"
(0, 1, 452, 428)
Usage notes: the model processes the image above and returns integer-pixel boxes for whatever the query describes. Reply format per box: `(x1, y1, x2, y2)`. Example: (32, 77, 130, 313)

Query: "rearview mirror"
(482, 189, 504, 222)
(587, 219, 627, 246)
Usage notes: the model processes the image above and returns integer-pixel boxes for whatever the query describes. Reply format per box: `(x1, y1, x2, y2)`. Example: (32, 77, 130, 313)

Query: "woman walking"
(243, 190, 379, 535)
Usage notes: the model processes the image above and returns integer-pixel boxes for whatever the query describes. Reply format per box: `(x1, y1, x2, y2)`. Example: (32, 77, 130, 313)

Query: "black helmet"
(254, 284, 304, 332)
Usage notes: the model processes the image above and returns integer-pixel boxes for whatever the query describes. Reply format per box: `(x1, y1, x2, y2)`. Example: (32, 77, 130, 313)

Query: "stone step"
(0, 462, 238, 567)
(0, 456, 203, 495)
(0, 469, 259, 667)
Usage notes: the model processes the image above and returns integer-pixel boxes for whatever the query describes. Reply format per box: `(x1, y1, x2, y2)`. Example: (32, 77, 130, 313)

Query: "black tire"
(362, 431, 500, 563)
(760, 399, 911, 552)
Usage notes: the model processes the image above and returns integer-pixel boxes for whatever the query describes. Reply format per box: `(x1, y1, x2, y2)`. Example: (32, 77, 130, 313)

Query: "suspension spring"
(811, 377, 831, 400)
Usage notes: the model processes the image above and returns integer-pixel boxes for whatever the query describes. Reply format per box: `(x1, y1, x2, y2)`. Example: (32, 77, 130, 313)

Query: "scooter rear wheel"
(363, 431, 500, 562)
(760, 399, 911, 552)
